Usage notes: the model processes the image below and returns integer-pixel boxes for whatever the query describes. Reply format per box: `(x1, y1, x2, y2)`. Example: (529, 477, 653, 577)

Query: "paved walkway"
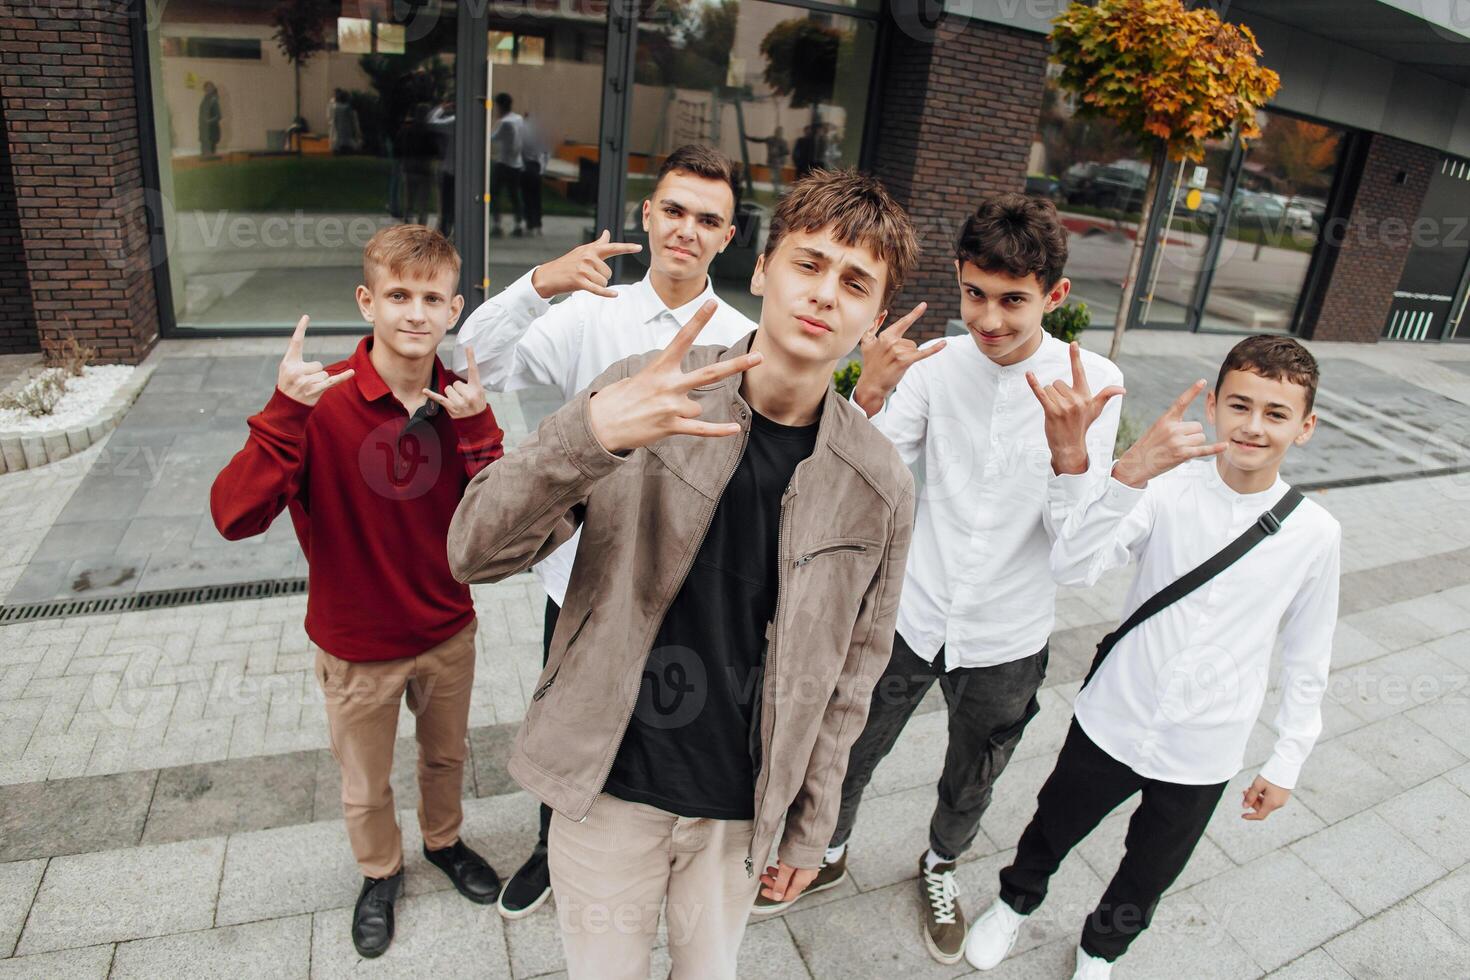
(1, 328, 1468, 977)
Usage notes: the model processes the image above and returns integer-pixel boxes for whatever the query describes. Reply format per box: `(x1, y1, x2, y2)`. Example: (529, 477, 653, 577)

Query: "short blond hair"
(363, 224, 461, 289)
(763, 169, 919, 307)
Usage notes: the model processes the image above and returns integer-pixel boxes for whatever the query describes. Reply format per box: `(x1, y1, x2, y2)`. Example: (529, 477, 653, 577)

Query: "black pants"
(438, 170, 455, 239)
(491, 162, 523, 226)
(831, 632, 1047, 860)
(520, 160, 543, 230)
(1000, 720, 1226, 962)
(534, 596, 560, 850)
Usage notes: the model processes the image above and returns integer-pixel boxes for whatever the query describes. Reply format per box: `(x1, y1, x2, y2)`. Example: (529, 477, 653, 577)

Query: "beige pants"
(548, 793, 760, 980)
(315, 620, 477, 878)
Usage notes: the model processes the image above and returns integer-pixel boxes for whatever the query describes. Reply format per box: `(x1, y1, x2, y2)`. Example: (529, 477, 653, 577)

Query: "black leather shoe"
(497, 845, 552, 919)
(352, 870, 402, 959)
(424, 839, 501, 905)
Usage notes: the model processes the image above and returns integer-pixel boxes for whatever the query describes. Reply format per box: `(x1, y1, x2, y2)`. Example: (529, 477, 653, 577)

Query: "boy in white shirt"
(453, 142, 755, 917)
(753, 193, 1124, 966)
(966, 336, 1341, 979)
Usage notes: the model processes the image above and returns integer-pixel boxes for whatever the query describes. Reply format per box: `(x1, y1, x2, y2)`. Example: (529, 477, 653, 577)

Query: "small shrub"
(0, 368, 68, 418)
(41, 332, 97, 378)
(832, 360, 862, 399)
(1043, 302, 1091, 344)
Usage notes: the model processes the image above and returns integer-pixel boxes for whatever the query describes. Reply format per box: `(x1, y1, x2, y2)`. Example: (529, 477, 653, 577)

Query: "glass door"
(1384, 155, 1470, 342)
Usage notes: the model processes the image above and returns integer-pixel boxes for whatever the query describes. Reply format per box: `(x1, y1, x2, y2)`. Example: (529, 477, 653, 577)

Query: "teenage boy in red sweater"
(211, 225, 505, 959)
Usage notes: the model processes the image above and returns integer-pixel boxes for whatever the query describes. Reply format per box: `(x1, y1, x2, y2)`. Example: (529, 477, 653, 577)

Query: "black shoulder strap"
(1079, 486, 1305, 690)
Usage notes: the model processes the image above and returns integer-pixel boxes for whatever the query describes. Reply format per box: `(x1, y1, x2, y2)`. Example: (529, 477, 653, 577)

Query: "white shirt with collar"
(1052, 460, 1341, 788)
(453, 267, 756, 605)
(867, 331, 1124, 670)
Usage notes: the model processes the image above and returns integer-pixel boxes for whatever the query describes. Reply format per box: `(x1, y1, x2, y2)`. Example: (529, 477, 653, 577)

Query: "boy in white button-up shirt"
(752, 194, 1125, 966)
(966, 336, 1340, 979)
(452, 143, 756, 918)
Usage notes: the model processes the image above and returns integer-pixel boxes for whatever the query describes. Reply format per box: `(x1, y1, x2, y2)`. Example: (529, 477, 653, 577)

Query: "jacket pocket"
(532, 606, 593, 703)
(792, 538, 881, 568)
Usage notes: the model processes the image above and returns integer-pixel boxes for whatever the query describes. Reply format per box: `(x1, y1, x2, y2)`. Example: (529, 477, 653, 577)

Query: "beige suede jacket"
(448, 332, 915, 874)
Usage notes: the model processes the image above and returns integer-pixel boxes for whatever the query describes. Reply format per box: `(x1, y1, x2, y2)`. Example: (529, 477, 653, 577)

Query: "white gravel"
(0, 365, 135, 432)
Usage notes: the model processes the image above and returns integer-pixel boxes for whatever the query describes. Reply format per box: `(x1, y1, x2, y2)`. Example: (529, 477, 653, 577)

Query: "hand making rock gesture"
(1026, 341, 1126, 475)
(531, 229, 643, 300)
(587, 300, 762, 454)
(423, 344, 488, 419)
(851, 302, 943, 417)
(1111, 379, 1229, 489)
(277, 315, 355, 407)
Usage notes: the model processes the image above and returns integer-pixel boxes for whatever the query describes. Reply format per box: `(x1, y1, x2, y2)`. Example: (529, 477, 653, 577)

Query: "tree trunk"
(294, 61, 302, 154)
(1108, 140, 1168, 361)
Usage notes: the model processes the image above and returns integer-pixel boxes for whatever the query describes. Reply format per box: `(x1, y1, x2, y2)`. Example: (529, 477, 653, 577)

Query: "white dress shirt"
(453, 267, 756, 605)
(1053, 460, 1341, 788)
(868, 331, 1124, 669)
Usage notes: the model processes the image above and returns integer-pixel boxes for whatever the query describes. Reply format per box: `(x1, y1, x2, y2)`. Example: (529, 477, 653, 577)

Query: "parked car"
(1024, 173, 1062, 201)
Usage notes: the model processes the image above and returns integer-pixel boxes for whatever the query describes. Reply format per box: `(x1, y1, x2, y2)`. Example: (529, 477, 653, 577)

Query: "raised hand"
(277, 315, 354, 407)
(1112, 379, 1228, 488)
(851, 303, 943, 417)
(587, 300, 762, 453)
(423, 343, 487, 419)
(1026, 341, 1126, 475)
(530, 229, 643, 300)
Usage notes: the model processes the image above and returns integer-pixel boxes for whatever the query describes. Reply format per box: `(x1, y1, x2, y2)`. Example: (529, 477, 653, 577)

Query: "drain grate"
(0, 577, 308, 625)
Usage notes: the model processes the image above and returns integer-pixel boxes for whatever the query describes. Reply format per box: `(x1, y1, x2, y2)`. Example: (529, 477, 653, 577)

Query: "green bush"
(832, 360, 862, 399)
(1043, 302, 1091, 343)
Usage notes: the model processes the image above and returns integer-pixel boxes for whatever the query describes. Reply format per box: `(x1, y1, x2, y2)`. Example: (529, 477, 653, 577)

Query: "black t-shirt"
(604, 408, 819, 819)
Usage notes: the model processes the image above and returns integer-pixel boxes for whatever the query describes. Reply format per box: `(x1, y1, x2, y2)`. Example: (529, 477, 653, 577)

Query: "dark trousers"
(1000, 720, 1226, 962)
(534, 596, 560, 850)
(438, 171, 455, 239)
(520, 161, 543, 230)
(491, 162, 523, 226)
(831, 632, 1047, 860)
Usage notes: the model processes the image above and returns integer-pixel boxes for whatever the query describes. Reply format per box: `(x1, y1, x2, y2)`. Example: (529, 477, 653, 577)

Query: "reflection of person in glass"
(749, 126, 790, 195)
(397, 105, 436, 226)
(490, 92, 525, 238)
(519, 111, 548, 237)
(198, 81, 221, 159)
(328, 88, 360, 154)
(792, 123, 817, 178)
(428, 100, 456, 239)
(451, 145, 757, 925)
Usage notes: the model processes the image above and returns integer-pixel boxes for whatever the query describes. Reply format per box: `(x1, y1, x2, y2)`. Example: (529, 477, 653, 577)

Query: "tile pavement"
(0, 330, 1468, 976)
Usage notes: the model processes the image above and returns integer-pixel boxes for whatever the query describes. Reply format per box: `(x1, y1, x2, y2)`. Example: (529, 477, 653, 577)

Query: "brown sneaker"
(751, 850, 849, 915)
(918, 854, 966, 964)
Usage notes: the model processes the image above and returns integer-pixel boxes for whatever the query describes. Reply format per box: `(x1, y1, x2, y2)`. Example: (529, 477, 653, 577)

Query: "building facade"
(2, 0, 1469, 362)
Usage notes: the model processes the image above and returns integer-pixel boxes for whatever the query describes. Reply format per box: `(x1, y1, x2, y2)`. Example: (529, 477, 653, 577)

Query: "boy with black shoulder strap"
(966, 337, 1341, 980)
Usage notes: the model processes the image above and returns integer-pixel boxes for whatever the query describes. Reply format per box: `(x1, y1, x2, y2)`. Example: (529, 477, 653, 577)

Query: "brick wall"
(872, 11, 1049, 338)
(0, 0, 159, 364)
(0, 105, 38, 354)
(1307, 135, 1438, 344)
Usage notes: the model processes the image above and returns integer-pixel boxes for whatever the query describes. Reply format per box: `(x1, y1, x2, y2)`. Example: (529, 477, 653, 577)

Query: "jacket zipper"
(574, 406, 753, 823)
(793, 543, 868, 567)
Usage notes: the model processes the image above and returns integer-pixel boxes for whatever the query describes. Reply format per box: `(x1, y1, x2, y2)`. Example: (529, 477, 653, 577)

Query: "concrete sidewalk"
(1, 327, 1468, 978)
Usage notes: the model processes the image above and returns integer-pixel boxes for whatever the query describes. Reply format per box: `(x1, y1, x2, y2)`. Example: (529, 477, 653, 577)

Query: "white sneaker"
(1071, 944, 1113, 979)
(963, 897, 1025, 970)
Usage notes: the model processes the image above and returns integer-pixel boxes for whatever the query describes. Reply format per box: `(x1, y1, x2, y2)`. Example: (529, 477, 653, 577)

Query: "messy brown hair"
(955, 193, 1069, 290)
(653, 143, 739, 217)
(763, 168, 919, 307)
(363, 224, 461, 289)
(1215, 335, 1320, 413)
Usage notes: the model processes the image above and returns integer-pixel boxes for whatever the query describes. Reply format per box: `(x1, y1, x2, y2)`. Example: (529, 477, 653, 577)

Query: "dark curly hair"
(954, 192, 1069, 290)
(1215, 336, 1320, 413)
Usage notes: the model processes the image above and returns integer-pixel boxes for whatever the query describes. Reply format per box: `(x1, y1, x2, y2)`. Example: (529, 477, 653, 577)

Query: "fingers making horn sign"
(587, 301, 762, 454)
(423, 344, 488, 419)
(1112, 379, 1229, 489)
(277, 315, 355, 407)
(852, 302, 942, 417)
(1025, 341, 1126, 475)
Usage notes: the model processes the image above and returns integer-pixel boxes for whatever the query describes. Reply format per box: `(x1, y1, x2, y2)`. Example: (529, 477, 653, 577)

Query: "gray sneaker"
(918, 854, 966, 964)
(752, 850, 849, 914)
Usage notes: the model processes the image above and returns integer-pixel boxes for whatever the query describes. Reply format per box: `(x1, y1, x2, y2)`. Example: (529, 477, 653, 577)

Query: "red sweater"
(211, 338, 504, 662)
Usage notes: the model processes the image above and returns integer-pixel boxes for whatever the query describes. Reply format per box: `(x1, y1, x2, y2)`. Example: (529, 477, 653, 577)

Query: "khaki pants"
(548, 794, 760, 980)
(315, 620, 477, 878)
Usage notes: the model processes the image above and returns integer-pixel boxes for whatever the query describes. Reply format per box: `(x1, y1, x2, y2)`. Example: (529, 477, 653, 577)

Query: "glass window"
(1028, 66, 1149, 329)
(615, 0, 879, 320)
(146, 0, 461, 330)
